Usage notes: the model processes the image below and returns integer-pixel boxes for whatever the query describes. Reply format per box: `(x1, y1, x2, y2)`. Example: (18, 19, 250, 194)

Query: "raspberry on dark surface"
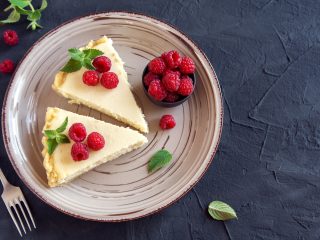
(68, 123, 87, 142)
(164, 92, 180, 103)
(148, 80, 167, 101)
(162, 72, 181, 92)
(148, 57, 166, 74)
(163, 69, 181, 77)
(71, 142, 89, 161)
(178, 76, 194, 96)
(100, 72, 119, 89)
(82, 70, 99, 86)
(143, 72, 160, 87)
(87, 132, 105, 151)
(92, 56, 111, 73)
(0, 59, 14, 74)
(179, 56, 196, 74)
(3, 30, 19, 46)
(159, 115, 176, 130)
(161, 50, 181, 69)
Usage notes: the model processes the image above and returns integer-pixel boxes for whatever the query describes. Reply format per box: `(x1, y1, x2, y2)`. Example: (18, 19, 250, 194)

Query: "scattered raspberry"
(148, 80, 167, 101)
(82, 70, 99, 86)
(162, 72, 181, 92)
(100, 72, 119, 89)
(0, 59, 14, 74)
(3, 30, 19, 46)
(148, 57, 166, 74)
(68, 123, 87, 142)
(161, 50, 181, 69)
(71, 142, 89, 161)
(163, 69, 181, 77)
(164, 92, 180, 103)
(92, 56, 111, 73)
(178, 76, 194, 96)
(179, 56, 195, 74)
(87, 132, 105, 151)
(159, 115, 176, 130)
(143, 72, 160, 87)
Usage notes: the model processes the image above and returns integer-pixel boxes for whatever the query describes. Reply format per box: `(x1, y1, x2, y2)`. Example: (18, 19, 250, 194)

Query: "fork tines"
(4, 195, 36, 237)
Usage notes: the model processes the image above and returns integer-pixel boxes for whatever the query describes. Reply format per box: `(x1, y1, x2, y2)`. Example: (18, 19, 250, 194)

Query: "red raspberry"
(82, 70, 99, 86)
(87, 132, 105, 151)
(148, 57, 166, 74)
(159, 115, 176, 130)
(178, 76, 194, 96)
(71, 142, 89, 161)
(0, 59, 14, 74)
(148, 80, 167, 101)
(68, 123, 87, 142)
(101, 72, 119, 89)
(3, 30, 19, 46)
(161, 50, 181, 69)
(92, 56, 111, 73)
(180, 56, 195, 74)
(164, 92, 180, 103)
(163, 69, 181, 77)
(143, 72, 160, 87)
(162, 72, 181, 92)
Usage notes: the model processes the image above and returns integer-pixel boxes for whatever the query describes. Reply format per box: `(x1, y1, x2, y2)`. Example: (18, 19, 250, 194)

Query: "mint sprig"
(208, 201, 237, 221)
(61, 48, 104, 73)
(44, 117, 70, 155)
(148, 149, 173, 173)
(0, 0, 47, 30)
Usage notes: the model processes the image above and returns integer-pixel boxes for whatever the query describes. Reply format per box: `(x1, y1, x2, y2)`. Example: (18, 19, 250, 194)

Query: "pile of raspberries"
(144, 50, 195, 103)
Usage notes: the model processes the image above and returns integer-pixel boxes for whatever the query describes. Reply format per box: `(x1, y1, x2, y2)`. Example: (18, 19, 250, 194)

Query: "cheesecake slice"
(42, 107, 148, 187)
(53, 36, 149, 133)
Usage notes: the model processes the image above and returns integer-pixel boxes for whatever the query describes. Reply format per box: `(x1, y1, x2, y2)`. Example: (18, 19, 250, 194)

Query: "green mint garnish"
(44, 117, 70, 155)
(0, 0, 47, 30)
(60, 48, 104, 73)
(208, 201, 237, 221)
(147, 149, 173, 173)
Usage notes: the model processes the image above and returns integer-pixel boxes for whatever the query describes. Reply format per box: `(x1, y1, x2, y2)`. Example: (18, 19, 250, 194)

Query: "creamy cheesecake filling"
(42, 107, 148, 187)
(53, 36, 149, 133)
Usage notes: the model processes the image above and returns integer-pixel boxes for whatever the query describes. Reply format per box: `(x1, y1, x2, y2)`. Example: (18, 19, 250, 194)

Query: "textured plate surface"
(2, 12, 223, 221)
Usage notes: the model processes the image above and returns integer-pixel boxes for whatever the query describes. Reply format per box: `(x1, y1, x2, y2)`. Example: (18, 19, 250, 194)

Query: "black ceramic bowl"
(142, 66, 196, 108)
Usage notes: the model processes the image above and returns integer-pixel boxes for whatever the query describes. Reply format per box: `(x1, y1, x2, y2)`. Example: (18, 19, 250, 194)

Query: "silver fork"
(0, 168, 36, 236)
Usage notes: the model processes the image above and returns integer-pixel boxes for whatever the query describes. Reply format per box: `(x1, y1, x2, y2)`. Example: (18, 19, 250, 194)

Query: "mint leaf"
(61, 48, 103, 73)
(2, 0, 47, 30)
(44, 130, 57, 139)
(8, 0, 30, 9)
(39, 0, 47, 11)
(68, 48, 84, 62)
(0, 9, 20, 24)
(148, 149, 173, 173)
(83, 49, 104, 59)
(83, 58, 95, 70)
(208, 201, 237, 221)
(56, 134, 70, 144)
(15, 6, 30, 15)
(27, 21, 42, 30)
(55, 117, 68, 133)
(4, 5, 14, 12)
(47, 139, 58, 155)
(61, 59, 82, 73)
(27, 10, 41, 21)
(45, 117, 70, 155)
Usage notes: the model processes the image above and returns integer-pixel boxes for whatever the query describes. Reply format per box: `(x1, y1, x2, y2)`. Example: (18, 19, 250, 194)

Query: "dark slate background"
(1, 0, 320, 239)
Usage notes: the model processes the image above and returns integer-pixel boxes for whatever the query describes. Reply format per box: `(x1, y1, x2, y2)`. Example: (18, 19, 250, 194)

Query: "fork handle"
(0, 168, 9, 187)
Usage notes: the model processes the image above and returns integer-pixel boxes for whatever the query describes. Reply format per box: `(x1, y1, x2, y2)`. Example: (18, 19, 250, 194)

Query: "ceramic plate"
(2, 12, 223, 221)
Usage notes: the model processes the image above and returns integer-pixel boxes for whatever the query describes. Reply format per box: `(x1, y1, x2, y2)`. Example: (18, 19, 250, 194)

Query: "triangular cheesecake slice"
(53, 36, 149, 133)
(42, 107, 148, 187)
